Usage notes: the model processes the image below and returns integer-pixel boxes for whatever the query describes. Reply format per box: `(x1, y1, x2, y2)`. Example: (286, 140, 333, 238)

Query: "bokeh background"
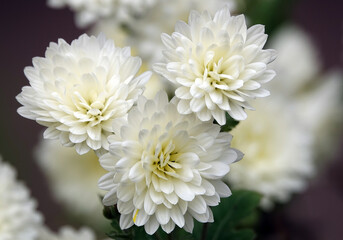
(0, 0, 342, 239)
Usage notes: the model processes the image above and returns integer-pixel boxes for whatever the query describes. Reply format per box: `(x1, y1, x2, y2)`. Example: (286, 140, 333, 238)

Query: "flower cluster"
(15, 5, 281, 237)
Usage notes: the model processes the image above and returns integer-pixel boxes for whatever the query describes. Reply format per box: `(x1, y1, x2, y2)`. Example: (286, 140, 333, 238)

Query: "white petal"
(177, 99, 192, 114)
(129, 162, 145, 182)
(161, 220, 175, 234)
(211, 109, 226, 125)
(98, 172, 115, 190)
(189, 196, 207, 214)
(210, 180, 232, 197)
(117, 201, 135, 215)
(170, 205, 185, 228)
(144, 216, 159, 235)
(156, 205, 170, 225)
(120, 214, 134, 230)
(160, 178, 174, 194)
(135, 209, 150, 226)
(228, 103, 247, 120)
(144, 193, 157, 215)
(174, 180, 195, 201)
(183, 213, 194, 233)
(175, 86, 192, 100)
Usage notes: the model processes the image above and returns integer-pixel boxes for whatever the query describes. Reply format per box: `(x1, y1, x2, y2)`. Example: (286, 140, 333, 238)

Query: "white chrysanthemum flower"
(0, 157, 42, 240)
(98, 91, 242, 234)
(17, 34, 151, 155)
(226, 99, 314, 209)
(35, 139, 108, 228)
(154, 7, 276, 124)
(37, 226, 108, 240)
(47, 0, 157, 27)
(268, 25, 320, 96)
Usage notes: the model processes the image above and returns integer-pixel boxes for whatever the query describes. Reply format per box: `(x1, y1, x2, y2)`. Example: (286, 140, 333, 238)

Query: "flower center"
(199, 52, 235, 92)
(207, 57, 224, 82)
(71, 90, 108, 123)
(143, 139, 182, 180)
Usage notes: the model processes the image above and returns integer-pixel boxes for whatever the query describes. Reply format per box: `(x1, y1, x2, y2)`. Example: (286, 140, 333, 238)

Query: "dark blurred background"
(0, 0, 342, 239)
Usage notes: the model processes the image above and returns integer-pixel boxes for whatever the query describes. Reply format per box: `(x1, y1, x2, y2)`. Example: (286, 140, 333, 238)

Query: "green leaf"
(220, 112, 239, 132)
(104, 191, 261, 240)
(204, 190, 262, 240)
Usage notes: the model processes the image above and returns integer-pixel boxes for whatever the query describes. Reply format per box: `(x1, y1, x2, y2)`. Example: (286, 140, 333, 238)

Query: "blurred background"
(0, 0, 342, 239)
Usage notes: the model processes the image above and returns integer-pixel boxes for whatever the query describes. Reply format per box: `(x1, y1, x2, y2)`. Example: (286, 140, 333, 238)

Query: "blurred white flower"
(154, 7, 276, 124)
(37, 226, 108, 240)
(295, 71, 343, 159)
(0, 157, 42, 240)
(17, 34, 151, 155)
(142, 73, 168, 99)
(98, 91, 242, 234)
(267, 24, 343, 162)
(268, 25, 320, 96)
(226, 99, 314, 209)
(89, 20, 128, 48)
(123, 0, 238, 63)
(47, 0, 157, 27)
(35, 139, 108, 228)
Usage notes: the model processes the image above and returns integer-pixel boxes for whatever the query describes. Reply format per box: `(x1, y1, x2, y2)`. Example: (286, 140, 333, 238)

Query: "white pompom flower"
(98, 91, 242, 234)
(0, 157, 42, 240)
(17, 34, 151, 155)
(154, 6, 276, 124)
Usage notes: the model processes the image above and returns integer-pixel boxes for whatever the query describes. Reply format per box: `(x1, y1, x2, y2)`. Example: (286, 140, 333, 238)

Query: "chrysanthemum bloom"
(47, 0, 157, 27)
(17, 34, 151, 155)
(226, 99, 314, 209)
(35, 139, 108, 228)
(0, 157, 42, 240)
(98, 91, 242, 234)
(154, 7, 276, 124)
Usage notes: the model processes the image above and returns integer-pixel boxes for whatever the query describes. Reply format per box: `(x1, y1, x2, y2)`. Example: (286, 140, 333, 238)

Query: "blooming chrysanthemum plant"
(0, 157, 42, 240)
(17, 34, 151, 155)
(98, 91, 242, 234)
(154, 6, 276, 124)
